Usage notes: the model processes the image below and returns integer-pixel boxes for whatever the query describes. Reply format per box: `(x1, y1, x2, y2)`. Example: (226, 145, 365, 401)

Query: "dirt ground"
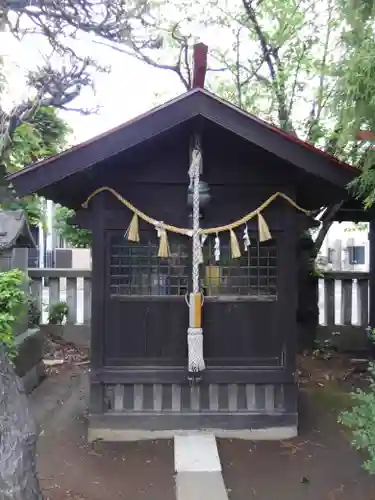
(31, 353, 375, 500)
(219, 390, 375, 500)
(220, 353, 375, 500)
(31, 368, 175, 500)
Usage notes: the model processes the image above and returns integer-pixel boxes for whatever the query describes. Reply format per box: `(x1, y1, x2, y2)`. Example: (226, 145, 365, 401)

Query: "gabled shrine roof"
(8, 87, 358, 207)
(0, 209, 36, 250)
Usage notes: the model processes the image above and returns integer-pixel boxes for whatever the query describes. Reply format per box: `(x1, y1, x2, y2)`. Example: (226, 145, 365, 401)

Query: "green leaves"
(0, 103, 71, 227)
(5, 107, 71, 173)
(48, 301, 69, 325)
(339, 362, 375, 473)
(54, 206, 92, 248)
(0, 269, 26, 360)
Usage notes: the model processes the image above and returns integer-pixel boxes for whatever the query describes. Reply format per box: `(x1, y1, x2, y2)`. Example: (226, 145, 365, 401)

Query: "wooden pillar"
(280, 207, 298, 377)
(89, 195, 106, 414)
(369, 219, 375, 329)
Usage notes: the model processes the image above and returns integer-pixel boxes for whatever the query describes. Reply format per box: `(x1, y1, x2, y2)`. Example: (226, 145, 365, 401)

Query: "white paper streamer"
(214, 233, 220, 262)
(155, 221, 164, 238)
(198, 234, 207, 264)
(243, 225, 251, 250)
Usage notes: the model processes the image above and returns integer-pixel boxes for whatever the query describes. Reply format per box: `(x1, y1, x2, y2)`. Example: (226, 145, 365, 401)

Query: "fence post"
(66, 277, 78, 324)
(324, 277, 335, 326)
(48, 277, 60, 315)
(29, 277, 43, 318)
(357, 278, 369, 326)
(84, 277, 92, 325)
(341, 279, 353, 325)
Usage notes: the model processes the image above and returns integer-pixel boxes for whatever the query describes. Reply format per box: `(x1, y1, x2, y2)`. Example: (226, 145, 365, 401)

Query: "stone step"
(176, 472, 228, 500)
(174, 434, 228, 500)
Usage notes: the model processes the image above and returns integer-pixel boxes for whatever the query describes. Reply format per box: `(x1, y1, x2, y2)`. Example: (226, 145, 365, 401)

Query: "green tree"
(2, 106, 72, 226)
(7, 107, 70, 171)
(55, 206, 92, 248)
(333, 0, 375, 206)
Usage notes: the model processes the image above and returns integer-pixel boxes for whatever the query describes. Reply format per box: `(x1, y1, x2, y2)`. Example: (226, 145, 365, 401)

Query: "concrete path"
(174, 434, 228, 500)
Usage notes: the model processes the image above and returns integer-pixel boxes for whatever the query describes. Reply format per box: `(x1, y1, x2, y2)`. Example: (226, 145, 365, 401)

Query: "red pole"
(192, 43, 208, 89)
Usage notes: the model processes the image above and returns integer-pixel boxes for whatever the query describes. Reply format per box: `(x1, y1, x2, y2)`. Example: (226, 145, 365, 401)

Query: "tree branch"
(306, 0, 334, 142)
(314, 202, 344, 253)
(235, 27, 243, 107)
(286, 43, 308, 124)
(242, 0, 294, 133)
(0, 55, 93, 164)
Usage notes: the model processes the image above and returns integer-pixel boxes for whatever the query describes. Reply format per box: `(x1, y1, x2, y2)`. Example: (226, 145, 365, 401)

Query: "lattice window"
(109, 232, 277, 298)
(109, 233, 189, 296)
(202, 237, 277, 298)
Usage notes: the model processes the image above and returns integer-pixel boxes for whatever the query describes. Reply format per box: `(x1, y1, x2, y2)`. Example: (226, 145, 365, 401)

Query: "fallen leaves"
(42, 337, 89, 376)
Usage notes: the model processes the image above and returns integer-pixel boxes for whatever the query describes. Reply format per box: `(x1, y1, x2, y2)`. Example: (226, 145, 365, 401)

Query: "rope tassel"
(188, 328, 205, 372)
(258, 212, 272, 242)
(230, 229, 241, 259)
(157, 226, 170, 258)
(126, 213, 140, 242)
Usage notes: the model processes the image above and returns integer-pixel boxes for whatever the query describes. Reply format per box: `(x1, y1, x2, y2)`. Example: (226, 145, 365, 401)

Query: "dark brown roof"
(8, 88, 358, 198)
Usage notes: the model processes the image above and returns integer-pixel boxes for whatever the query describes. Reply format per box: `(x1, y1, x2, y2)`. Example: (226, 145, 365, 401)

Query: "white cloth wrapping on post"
(187, 327, 205, 372)
(187, 147, 205, 373)
(189, 149, 202, 294)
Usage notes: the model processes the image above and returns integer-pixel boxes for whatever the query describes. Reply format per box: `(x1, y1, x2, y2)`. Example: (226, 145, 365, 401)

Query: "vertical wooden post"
(89, 195, 106, 414)
(278, 207, 298, 385)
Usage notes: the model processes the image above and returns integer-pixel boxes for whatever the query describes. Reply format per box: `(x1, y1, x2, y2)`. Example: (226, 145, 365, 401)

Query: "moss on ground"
(309, 383, 353, 415)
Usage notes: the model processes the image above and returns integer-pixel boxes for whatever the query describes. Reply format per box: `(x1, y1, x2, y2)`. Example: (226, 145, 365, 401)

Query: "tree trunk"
(297, 233, 319, 351)
(0, 347, 43, 500)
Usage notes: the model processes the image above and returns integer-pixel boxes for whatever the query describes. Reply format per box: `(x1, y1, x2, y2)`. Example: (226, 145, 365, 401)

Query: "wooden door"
(201, 235, 283, 367)
(103, 230, 189, 366)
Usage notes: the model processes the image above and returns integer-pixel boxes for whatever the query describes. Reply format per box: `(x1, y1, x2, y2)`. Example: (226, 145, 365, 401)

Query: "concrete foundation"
(88, 425, 297, 443)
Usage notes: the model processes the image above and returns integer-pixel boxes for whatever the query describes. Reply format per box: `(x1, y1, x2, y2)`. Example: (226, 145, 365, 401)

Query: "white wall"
(72, 249, 91, 269)
(319, 222, 369, 272)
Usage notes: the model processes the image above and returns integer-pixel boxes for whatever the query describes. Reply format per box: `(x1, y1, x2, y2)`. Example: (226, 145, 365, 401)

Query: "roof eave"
(8, 88, 358, 197)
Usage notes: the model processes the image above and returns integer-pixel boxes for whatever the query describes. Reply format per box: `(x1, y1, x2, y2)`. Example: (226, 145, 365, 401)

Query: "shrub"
(48, 301, 69, 325)
(0, 269, 26, 359)
(28, 296, 41, 328)
(339, 331, 375, 473)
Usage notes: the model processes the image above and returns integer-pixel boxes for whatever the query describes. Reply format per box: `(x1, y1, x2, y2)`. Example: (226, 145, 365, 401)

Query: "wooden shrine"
(9, 45, 359, 440)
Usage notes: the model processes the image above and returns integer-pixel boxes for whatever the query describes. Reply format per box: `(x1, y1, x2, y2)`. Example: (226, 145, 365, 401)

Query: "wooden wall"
(83, 126, 298, 378)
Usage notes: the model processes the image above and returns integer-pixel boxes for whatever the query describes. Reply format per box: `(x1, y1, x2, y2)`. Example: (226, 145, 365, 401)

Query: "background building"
(319, 222, 369, 272)
(28, 199, 91, 270)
